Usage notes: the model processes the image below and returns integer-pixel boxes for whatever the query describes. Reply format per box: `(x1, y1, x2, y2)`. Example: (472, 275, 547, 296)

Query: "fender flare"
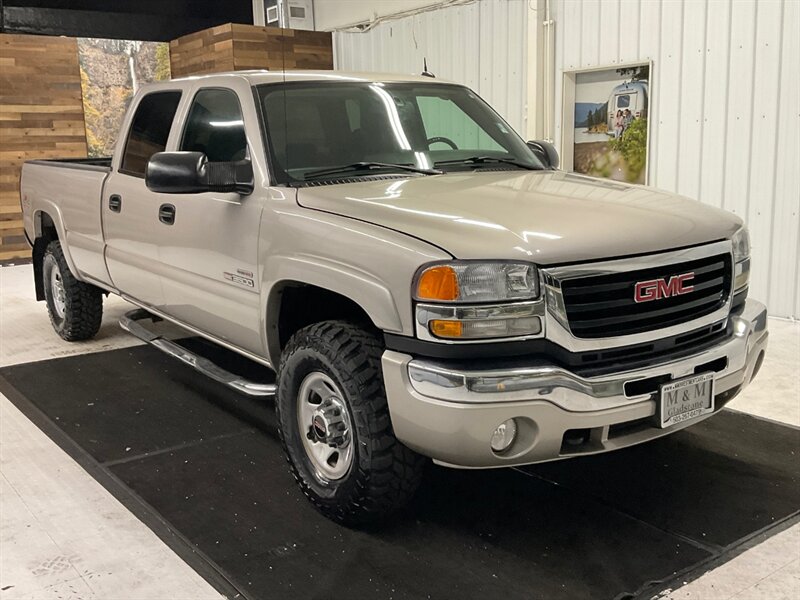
(262, 255, 403, 365)
(32, 204, 80, 276)
(31, 205, 81, 300)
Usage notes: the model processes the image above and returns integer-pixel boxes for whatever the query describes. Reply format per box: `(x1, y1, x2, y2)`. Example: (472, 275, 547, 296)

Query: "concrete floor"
(1, 266, 223, 600)
(1, 264, 798, 599)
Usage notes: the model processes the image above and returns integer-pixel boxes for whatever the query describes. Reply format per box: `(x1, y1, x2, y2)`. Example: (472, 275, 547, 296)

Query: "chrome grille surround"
(541, 240, 734, 352)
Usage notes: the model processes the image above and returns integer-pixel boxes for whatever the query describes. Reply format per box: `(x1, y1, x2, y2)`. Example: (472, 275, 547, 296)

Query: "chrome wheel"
(48, 257, 66, 319)
(296, 371, 354, 481)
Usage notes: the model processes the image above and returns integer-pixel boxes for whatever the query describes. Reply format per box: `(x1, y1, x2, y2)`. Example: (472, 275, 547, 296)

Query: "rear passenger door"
(156, 86, 265, 354)
(103, 90, 182, 309)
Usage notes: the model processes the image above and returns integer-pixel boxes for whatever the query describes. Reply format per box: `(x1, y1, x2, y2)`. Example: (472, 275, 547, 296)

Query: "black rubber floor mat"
(523, 413, 800, 549)
(2, 345, 798, 600)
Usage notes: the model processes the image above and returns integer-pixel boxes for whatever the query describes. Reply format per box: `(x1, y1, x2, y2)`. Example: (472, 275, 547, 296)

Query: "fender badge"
(224, 272, 255, 288)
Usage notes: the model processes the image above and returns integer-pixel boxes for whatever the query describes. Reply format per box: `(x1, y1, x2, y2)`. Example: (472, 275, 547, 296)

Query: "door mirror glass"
(145, 151, 254, 195)
(527, 140, 560, 169)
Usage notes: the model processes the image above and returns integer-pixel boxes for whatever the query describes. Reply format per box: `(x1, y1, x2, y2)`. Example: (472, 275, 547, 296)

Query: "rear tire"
(42, 240, 103, 341)
(276, 320, 424, 526)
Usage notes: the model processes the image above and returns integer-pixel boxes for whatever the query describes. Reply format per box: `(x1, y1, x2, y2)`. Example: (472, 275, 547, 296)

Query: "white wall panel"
(723, 0, 757, 219)
(698, 0, 731, 211)
(747, 0, 783, 306)
(551, 0, 800, 318)
(580, 0, 601, 66)
(598, 0, 621, 67)
(654, 0, 683, 191)
(676, 0, 706, 200)
(333, 0, 528, 135)
(769, 0, 800, 317)
(617, 0, 640, 64)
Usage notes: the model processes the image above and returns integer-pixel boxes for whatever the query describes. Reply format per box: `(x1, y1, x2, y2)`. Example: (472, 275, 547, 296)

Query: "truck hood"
(297, 171, 741, 264)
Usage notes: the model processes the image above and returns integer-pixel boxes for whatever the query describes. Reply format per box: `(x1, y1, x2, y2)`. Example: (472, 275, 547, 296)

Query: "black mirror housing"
(145, 151, 254, 195)
(527, 140, 560, 170)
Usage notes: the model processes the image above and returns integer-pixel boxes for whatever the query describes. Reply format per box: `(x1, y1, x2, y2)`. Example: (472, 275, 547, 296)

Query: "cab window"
(181, 89, 247, 162)
(120, 91, 181, 177)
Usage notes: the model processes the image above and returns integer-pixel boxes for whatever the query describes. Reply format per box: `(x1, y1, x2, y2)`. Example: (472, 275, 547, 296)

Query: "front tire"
(42, 240, 103, 341)
(276, 321, 424, 526)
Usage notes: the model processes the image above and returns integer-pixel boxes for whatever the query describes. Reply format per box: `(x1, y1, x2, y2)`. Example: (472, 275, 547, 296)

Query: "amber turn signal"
(429, 319, 464, 338)
(416, 266, 460, 301)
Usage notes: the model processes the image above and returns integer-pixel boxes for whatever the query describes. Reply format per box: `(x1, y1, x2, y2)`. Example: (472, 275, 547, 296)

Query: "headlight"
(732, 227, 750, 263)
(413, 261, 543, 342)
(414, 261, 539, 303)
(731, 227, 750, 291)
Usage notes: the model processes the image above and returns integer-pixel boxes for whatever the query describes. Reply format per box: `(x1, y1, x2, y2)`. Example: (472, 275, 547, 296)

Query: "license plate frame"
(658, 372, 715, 428)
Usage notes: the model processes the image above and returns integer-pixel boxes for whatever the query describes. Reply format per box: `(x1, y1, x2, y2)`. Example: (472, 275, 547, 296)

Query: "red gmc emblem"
(634, 272, 695, 303)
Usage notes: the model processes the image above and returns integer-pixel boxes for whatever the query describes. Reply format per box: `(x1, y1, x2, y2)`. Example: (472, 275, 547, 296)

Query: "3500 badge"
(223, 271, 255, 288)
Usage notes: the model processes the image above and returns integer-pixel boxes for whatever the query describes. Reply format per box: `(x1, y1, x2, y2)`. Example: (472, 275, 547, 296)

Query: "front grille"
(561, 252, 732, 338)
(574, 319, 730, 377)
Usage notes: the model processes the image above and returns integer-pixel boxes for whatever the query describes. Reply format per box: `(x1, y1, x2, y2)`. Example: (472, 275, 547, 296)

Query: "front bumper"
(382, 299, 768, 468)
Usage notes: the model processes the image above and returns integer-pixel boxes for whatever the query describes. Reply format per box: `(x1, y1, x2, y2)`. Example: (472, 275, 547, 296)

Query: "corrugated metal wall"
(552, 0, 800, 318)
(333, 0, 799, 318)
(333, 0, 529, 137)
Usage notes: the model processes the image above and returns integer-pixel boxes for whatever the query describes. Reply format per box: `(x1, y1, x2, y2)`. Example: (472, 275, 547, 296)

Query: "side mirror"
(527, 140, 560, 170)
(145, 151, 254, 195)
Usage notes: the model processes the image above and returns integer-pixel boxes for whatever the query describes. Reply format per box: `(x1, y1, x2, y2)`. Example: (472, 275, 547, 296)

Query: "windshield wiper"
(434, 156, 541, 170)
(304, 161, 442, 180)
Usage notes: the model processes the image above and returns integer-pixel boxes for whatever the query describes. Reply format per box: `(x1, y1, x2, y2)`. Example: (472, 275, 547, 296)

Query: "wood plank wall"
(168, 24, 236, 77)
(0, 33, 88, 262)
(0, 25, 331, 262)
(170, 23, 333, 78)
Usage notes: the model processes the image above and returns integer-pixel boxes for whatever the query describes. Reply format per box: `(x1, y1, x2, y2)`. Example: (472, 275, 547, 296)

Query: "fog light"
(490, 418, 518, 453)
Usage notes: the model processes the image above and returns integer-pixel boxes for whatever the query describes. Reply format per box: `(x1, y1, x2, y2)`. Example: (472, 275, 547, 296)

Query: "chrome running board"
(119, 309, 276, 397)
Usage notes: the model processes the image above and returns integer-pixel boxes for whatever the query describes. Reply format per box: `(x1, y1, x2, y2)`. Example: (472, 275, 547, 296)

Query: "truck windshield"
(256, 82, 544, 184)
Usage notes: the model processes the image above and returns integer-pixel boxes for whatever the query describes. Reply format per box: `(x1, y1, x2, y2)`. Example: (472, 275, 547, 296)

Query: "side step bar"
(119, 309, 276, 397)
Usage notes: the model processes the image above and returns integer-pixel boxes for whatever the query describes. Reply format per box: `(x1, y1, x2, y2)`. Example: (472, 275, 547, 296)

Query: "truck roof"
(166, 70, 452, 86)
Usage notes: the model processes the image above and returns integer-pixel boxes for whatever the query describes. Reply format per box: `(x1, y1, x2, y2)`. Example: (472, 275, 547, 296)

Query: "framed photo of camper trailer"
(560, 61, 652, 185)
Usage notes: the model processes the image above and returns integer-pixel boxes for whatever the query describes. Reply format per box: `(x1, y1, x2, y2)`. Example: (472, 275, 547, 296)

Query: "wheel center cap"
(312, 414, 328, 440)
(309, 399, 349, 448)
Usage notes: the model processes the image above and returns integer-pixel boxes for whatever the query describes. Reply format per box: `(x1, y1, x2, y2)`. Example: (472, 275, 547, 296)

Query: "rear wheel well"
(33, 212, 59, 301)
(271, 283, 377, 360)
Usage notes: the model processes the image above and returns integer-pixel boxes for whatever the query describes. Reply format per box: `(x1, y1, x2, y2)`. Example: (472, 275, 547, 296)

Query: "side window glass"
(120, 91, 181, 176)
(181, 89, 247, 162)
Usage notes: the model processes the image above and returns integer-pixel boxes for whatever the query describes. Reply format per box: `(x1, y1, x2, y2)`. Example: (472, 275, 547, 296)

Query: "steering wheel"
(427, 136, 459, 150)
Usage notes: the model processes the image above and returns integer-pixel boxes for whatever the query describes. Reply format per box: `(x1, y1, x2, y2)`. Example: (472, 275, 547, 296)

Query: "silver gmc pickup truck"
(21, 71, 768, 525)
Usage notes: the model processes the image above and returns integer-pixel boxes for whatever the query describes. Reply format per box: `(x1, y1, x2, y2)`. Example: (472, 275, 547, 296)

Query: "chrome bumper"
(382, 299, 768, 468)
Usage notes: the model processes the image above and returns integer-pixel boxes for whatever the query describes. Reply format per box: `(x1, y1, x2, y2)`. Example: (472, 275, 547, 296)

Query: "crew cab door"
(156, 85, 264, 354)
(103, 90, 183, 309)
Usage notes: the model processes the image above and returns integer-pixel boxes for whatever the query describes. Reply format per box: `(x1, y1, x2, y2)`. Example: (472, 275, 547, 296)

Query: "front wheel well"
(269, 282, 378, 361)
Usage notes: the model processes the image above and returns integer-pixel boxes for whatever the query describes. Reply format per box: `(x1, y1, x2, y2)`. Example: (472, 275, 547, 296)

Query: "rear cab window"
(119, 91, 182, 177)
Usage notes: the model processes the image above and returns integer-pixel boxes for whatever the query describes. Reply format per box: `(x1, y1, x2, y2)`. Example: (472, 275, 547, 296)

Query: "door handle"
(109, 194, 122, 212)
(158, 204, 176, 225)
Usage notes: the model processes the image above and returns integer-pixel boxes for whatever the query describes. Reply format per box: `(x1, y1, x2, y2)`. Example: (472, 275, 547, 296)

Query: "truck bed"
(21, 157, 113, 288)
(25, 157, 112, 172)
